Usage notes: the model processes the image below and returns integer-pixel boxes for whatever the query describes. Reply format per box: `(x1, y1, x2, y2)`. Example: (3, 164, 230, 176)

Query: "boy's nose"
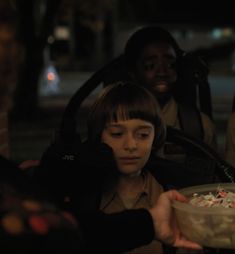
(124, 135, 137, 151)
(155, 62, 169, 75)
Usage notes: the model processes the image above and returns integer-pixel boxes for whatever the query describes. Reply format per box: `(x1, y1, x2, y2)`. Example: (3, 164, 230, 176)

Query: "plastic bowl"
(173, 183, 235, 249)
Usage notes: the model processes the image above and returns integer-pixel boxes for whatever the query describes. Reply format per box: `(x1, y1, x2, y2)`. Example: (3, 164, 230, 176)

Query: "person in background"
(124, 26, 217, 159)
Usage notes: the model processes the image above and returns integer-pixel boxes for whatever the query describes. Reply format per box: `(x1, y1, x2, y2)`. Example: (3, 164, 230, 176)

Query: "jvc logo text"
(62, 155, 75, 161)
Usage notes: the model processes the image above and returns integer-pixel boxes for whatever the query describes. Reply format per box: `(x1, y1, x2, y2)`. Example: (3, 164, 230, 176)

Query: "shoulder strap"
(232, 94, 235, 112)
(177, 103, 204, 140)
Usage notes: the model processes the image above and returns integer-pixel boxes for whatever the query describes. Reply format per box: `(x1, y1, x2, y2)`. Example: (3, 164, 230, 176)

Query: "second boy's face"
(101, 118, 155, 176)
(135, 42, 177, 95)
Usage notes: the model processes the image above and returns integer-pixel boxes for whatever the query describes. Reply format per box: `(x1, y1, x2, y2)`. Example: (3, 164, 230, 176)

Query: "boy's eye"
(143, 61, 155, 70)
(136, 131, 150, 139)
(143, 59, 176, 71)
(167, 59, 176, 69)
(110, 131, 123, 137)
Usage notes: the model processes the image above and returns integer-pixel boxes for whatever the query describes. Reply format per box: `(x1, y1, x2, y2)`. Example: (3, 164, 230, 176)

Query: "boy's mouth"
(153, 81, 169, 93)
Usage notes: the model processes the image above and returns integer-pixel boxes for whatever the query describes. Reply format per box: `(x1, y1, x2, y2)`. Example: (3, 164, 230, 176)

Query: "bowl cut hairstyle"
(87, 81, 166, 150)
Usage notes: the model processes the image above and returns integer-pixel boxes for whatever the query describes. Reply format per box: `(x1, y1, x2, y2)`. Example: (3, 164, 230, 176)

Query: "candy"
(189, 186, 235, 208)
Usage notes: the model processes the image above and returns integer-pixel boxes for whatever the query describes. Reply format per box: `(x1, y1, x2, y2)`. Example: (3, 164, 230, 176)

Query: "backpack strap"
(177, 103, 204, 140)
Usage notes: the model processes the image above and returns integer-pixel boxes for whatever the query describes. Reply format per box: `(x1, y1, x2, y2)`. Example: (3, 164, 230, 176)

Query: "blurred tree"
(12, 0, 114, 118)
(12, 0, 62, 119)
(0, 1, 21, 111)
(0, 0, 22, 157)
(70, 0, 114, 69)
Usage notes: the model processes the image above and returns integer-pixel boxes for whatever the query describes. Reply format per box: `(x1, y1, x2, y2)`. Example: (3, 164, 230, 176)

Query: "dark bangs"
(108, 95, 159, 126)
(103, 82, 161, 125)
(87, 82, 163, 144)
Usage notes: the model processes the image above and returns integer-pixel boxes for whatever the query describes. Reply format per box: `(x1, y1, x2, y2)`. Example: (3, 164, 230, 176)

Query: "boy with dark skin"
(124, 26, 216, 150)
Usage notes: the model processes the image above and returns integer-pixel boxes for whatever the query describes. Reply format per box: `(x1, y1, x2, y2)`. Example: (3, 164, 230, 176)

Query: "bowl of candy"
(172, 183, 235, 249)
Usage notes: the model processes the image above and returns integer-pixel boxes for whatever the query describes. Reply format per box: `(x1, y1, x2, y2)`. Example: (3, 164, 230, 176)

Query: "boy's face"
(134, 42, 177, 97)
(101, 118, 155, 176)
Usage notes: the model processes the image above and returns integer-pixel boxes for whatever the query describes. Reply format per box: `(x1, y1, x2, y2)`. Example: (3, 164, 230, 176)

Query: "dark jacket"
(0, 154, 154, 253)
(33, 142, 156, 253)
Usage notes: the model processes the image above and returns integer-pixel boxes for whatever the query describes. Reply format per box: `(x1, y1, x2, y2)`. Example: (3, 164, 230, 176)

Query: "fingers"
(174, 236, 202, 250)
(168, 189, 188, 203)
